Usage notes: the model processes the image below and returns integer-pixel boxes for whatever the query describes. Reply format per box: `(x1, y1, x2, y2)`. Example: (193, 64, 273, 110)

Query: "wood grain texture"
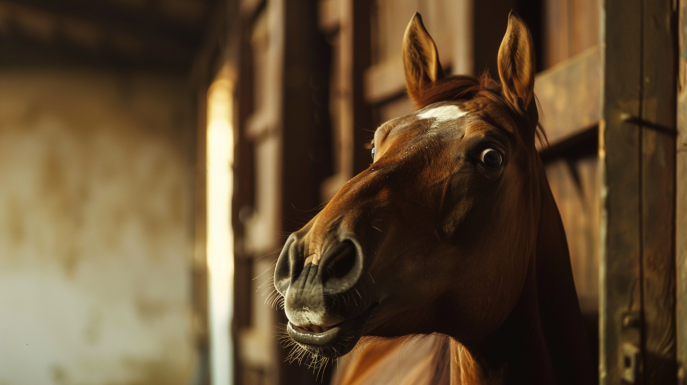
(599, 0, 643, 383)
(545, 157, 600, 305)
(544, 0, 599, 68)
(535, 46, 600, 145)
(364, 0, 470, 104)
(600, 0, 678, 383)
(640, 0, 677, 383)
(676, 1, 687, 384)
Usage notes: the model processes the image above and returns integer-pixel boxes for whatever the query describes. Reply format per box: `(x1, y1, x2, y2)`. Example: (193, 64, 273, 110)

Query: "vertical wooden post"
(676, 2, 687, 384)
(600, 0, 677, 383)
(194, 84, 210, 385)
(640, 0, 677, 383)
(599, 1, 643, 383)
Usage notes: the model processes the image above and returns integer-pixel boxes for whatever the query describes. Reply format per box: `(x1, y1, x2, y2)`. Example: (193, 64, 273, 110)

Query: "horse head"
(273, 13, 593, 384)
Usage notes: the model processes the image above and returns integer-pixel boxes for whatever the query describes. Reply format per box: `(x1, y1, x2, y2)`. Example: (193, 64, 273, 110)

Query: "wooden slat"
(600, 0, 678, 383)
(319, 0, 355, 201)
(640, 0, 677, 383)
(544, 0, 599, 69)
(194, 85, 210, 355)
(570, 0, 599, 59)
(364, 32, 452, 104)
(676, 1, 687, 384)
(545, 154, 600, 303)
(535, 46, 600, 145)
(0, 0, 201, 48)
(365, 0, 473, 104)
(544, 0, 569, 68)
(319, 0, 342, 32)
(599, 0, 643, 383)
(446, 0, 473, 75)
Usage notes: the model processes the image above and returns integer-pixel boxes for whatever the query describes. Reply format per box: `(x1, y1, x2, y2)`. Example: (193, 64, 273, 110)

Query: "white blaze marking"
(417, 105, 468, 128)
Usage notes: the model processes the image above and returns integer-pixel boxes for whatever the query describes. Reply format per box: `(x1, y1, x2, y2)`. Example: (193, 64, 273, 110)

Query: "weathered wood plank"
(544, 0, 599, 68)
(641, 0, 677, 383)
(544, 0, 570, 68)
(676, 1, 687, 384)
(364, 0, 476, 104)
(364, 32, 452, 104)
(319, 0, 342, 32)
(599, 0, 644, 383)
(570, 0, 599, 58)
(545, 155, 600, 305)
(535, 46, 600, 146)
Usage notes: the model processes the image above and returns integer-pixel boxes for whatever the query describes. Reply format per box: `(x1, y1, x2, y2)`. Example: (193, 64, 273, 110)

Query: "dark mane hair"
(410, 72, 548, 146)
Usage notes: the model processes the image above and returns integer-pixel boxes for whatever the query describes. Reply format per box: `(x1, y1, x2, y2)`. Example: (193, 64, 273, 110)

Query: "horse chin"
(286, 303, 378, 358)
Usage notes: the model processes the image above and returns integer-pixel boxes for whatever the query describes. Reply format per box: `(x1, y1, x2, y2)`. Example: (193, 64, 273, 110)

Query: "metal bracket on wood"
(622, 342, 641, 383)
(621, 114, 677, 136)
(621, 310, 642, 384)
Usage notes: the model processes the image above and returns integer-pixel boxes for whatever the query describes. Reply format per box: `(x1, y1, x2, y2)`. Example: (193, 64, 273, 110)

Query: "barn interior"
(0, 1, 684, 385)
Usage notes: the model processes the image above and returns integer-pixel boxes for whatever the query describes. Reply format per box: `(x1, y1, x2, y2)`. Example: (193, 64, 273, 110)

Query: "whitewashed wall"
(0, 70, 195, 385)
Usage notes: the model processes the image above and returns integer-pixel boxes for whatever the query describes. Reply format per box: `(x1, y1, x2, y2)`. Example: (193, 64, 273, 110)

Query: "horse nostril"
(321, 239, 363, 294)
(325, 242, 356, 279)
(274, 235, 300, 296)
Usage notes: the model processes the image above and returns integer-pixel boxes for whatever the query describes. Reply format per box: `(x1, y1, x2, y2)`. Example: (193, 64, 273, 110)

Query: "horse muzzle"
(274, 233, 373, 357)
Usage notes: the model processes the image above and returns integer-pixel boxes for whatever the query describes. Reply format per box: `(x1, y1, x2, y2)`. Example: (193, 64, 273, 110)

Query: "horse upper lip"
(288, 303, 378, 341)
(288, 322, 342, 346)
(293, 323, 338, 334)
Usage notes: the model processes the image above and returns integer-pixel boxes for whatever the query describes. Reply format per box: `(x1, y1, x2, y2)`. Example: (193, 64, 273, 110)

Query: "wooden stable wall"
(227, 0, 686, 384)
(537, 0, 601, 366)
(599, 0, 678, 384)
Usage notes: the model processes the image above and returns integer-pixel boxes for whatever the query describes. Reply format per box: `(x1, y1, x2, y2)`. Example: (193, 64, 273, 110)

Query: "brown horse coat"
(275, 12, 595, 385)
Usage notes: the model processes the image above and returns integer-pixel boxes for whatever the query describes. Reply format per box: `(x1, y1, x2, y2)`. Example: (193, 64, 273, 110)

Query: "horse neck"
(445, 158, 595, 385)
(447, 252, 557, 385)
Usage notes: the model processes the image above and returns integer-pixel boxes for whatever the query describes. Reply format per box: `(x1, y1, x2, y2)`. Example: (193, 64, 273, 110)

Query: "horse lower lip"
(287, 303, 378, 353)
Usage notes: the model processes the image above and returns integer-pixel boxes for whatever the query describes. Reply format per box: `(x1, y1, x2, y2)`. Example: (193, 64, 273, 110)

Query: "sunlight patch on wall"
(206, 65, 235, 385)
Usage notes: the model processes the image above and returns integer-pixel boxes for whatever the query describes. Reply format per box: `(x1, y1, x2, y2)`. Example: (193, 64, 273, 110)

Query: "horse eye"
(480, 148, 503, 169)
(371, 145, 376, 162)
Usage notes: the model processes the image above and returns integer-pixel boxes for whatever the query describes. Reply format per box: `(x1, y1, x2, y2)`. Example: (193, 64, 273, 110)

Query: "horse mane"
(410, 72, 548, 147)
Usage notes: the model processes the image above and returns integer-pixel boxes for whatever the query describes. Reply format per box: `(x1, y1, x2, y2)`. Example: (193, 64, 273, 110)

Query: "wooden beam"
(535, 46, 600, 146)
(599, 0, 644, 382)
(676, 1, 687, 384)
(640, 0, 678, 382)
(0, 0, 201, 50)
(539, 124, 598, 163)
(0, 26, 189, 70)
(363, 32, 452, 105)
(600, 0, 678, 383)
(318, 0, 342, 33)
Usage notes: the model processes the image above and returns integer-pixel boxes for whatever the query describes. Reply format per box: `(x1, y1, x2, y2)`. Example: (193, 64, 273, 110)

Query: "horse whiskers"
(282, 342, 332, 381)
(254, 260, 278, 285)
(264, 289, 285, 310)
(254, 248, 283, 262)
(274, 321, 335, 381)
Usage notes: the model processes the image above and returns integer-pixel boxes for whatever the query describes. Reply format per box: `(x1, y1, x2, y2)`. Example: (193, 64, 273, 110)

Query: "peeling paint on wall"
(0, 70, 195, 385)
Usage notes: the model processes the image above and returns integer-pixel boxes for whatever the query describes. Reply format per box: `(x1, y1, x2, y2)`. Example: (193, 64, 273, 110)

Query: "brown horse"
(273, 12, 595, 385)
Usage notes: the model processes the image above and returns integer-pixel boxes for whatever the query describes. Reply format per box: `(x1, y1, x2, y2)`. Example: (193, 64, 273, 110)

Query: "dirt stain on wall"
(0, 70, 196, 385)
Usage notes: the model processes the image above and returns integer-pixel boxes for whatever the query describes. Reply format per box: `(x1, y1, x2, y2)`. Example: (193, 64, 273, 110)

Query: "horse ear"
(497, 12, 535, 110)
(403, 12, 444, 106)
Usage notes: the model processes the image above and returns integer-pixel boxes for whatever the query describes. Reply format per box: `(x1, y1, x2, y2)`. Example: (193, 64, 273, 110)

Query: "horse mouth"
(287, 303, 378, 358)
